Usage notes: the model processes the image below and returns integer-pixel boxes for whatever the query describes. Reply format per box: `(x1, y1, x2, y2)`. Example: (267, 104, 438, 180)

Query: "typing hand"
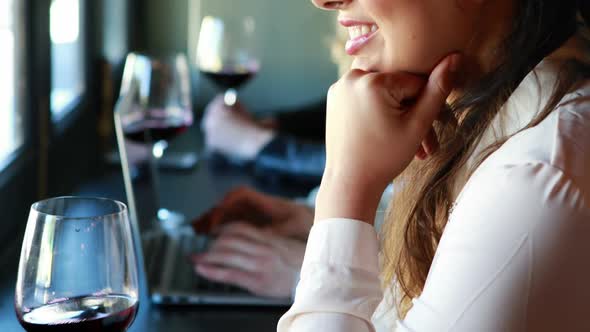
(192, 222, 305, 299)
(192, 186, 314, 241)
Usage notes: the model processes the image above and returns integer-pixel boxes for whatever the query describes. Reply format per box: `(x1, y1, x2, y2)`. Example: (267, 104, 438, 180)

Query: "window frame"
(50, 0, 88, 131)
(0, 0, 27, 178)
(0, 0, 103, 246)
(0, 0, 48, 247)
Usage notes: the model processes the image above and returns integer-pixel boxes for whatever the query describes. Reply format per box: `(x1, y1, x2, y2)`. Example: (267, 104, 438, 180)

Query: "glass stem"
(224, 88, 238, 107)
(144, 130, 166, 222)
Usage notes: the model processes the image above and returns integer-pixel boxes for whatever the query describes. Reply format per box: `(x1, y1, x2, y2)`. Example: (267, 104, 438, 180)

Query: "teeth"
(348, 26, 361, 39)
(361, 25, 370, 36)
(348, 24, 378, 40)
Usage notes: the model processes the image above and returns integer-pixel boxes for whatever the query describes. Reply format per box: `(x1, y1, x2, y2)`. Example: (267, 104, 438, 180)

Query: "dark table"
(0, 129, 315, 331)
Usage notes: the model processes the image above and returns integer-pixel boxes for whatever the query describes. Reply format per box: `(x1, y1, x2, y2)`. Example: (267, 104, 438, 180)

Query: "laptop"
(113, 80, 292, 306)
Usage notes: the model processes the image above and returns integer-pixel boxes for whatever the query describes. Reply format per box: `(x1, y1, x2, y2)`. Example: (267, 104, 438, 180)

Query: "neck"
(447, 0, 516, 104)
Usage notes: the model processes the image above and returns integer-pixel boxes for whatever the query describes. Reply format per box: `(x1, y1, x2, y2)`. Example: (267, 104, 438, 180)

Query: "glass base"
(155, 208, 185, 230)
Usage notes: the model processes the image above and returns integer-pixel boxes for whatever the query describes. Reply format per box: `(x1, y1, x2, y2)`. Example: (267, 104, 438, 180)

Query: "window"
(50, 0, 85, 121)
(0, 0, 23, 168)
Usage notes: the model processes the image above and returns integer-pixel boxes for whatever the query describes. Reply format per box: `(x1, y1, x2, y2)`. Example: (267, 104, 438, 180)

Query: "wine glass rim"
(31, 196, 128, 220)
(128, 51, 187, 62)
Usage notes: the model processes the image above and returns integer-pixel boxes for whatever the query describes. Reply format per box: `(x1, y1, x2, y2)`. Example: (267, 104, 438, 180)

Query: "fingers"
(193, 187, 277, 235)
(415, 145, 428, 160)
(191, 207, 222, 235)
(219, 222, 270, 244)
(415, 127, 439, 160)
(193, 223, 271, 272)
(193, 185, 298, 239)
(220, 187, 281, 221)
(212, 94, 226, 105)
(210, 224, 271, 256)
(194, 263, 261, 293)
(422, 127, 440, 156)
(382, 73, 427, 108)
(204, 94, 226, 113)
(346, 71, 426, 109)
(193, 247, 261, 273)
(221, 186, 271, 210)
(207, 94, 245, 113)
(192, 225, 275, 292)
(410, 53, 462, 134)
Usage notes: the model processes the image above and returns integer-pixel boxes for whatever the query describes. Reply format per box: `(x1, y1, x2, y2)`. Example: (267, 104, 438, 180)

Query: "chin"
(351, 58, 380, 72)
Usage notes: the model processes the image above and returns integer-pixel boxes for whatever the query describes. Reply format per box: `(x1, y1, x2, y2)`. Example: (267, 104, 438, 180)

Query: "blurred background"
(0, 0, 338, 249)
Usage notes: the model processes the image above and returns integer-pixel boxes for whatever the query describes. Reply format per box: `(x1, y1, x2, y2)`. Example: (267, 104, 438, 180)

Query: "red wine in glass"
(16, 294, 138, 332)
(197, 16, 259, 106)
(123, 119, 190, 144)
(121, 106, 193, 144)
(200, 66, 259, 107)
(200, 68, 257, 91)
(15, 197, 140, 332)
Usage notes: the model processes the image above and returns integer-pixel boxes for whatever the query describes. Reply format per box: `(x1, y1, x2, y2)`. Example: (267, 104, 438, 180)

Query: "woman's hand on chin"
(316, 53, 462, 224)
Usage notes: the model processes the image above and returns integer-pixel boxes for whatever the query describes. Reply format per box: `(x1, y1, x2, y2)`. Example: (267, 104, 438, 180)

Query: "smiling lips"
(340, 20, 379, 55)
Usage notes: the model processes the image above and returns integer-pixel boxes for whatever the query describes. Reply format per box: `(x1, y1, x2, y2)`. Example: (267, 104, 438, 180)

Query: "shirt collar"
(480, 29, 590, 147)
(454, 29, 590, 200)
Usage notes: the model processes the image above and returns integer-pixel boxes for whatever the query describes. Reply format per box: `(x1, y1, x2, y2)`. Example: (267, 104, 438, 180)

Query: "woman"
(278, 0, 590, 331)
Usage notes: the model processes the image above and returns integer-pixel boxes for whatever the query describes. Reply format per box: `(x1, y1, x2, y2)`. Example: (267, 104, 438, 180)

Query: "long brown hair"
(381, 1, 590, 318)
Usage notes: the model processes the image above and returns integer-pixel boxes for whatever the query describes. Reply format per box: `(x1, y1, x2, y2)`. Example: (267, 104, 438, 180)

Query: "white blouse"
(278, 36, 590, 331)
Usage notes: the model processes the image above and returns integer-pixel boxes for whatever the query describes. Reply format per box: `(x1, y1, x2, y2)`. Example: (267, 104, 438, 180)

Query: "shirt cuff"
(302, 218, 380, 276)
(279, 218, 382, 331)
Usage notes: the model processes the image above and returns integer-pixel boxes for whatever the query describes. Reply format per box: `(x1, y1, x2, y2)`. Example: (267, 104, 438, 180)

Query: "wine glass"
(118, 53, 193, 229)
(196, 15, 260, 107)
(15, 197, 139, 332)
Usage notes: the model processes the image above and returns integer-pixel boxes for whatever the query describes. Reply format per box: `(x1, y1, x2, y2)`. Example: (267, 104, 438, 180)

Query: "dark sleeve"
(254, 135, 326, 183)
(274, 100, 326, 141)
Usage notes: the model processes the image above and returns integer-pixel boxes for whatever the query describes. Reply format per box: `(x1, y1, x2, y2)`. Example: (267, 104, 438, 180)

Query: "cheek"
(380, 7, 471, 73)
(387, 23, 456, 73)
(361, 0, 392, 12)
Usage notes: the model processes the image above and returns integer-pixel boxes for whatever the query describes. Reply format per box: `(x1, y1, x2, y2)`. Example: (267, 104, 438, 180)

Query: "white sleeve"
(277, 219, 383, 332)
(398, 162, 590, 331)
(278, 162, 590, 332)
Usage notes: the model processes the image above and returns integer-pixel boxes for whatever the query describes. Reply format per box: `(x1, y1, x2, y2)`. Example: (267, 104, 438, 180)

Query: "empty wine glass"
(15, 197, 139, 332)
(196, 15, 260, 107)
(118, 53, 193, 230)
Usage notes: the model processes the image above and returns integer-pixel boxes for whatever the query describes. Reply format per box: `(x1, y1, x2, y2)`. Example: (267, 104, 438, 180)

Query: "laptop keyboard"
(141, 227, 247, 295)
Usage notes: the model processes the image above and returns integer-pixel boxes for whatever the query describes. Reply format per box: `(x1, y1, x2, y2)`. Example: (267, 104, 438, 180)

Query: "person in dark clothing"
(201, 95, 327, 182)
